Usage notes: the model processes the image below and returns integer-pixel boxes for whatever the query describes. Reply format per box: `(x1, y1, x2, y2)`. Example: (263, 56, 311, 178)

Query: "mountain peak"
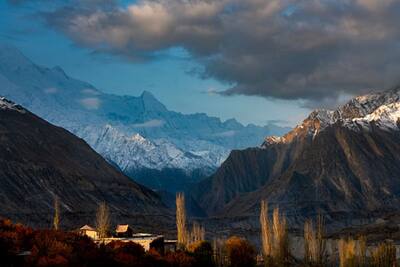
(139, 90, 167, 112)
(140, 90, 156, 99)
(0, 44, 34, 70)
(223, 118, 242, 128)
(262, 136, 286, 147)
(269, 87, 400, 145)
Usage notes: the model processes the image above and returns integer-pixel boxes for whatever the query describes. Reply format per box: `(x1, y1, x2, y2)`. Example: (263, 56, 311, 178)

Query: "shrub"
(107, 240, 146, 258)
(188, 241, 215, 267)
(165, 251, 196, 267)
(370, 241, 397, 267)
(225, 236, 256, 267)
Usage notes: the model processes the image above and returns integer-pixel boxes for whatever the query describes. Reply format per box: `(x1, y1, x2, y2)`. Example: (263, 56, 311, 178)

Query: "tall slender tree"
(189, 221, 205, 244)
(96, 202, 110, 239)
(53, 196, 60, 230)
(259, 201, 290, 266)
(260, 200, 272, 261)
(176, 192, 187, 248)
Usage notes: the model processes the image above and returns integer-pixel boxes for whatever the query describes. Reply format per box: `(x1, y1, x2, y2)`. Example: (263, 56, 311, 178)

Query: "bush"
(107, 241, 146, 258)
(225, 236, 256, 267)
(165, 251, 196, 267)
(188, 241, 215, 267)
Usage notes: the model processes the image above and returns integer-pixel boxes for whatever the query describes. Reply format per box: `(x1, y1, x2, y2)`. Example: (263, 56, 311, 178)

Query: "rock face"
(192, 88, 400, 225)
(0, 97, 168, 228)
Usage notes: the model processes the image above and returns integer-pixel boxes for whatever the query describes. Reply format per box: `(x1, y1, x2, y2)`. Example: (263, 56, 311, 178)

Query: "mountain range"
(0, 97, 169, 229)
(0, 44, 289, 192)
(192, 87, 400, 227)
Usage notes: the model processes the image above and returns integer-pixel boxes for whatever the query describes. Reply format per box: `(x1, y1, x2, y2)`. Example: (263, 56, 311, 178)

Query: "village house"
(115, 224, 133, 238)
(79, 225, 98, 240)
(78, 224, 173, 254)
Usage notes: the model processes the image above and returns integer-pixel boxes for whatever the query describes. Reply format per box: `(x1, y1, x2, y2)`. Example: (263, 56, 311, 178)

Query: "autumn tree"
(225, 236, 256, 267)
(53, 196, 60, 230)
(176, 192, 187, 248)
(188, 222, 205, 246)
(96, 202, 111, 239)
(189, 241, 215, 267)
(304, 214, 326, 266)
(259, 201, 290, 266)
(260, 200, 272, 263)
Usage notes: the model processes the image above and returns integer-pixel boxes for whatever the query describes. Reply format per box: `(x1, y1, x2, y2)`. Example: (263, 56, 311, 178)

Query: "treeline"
(176, 195, 399, 267)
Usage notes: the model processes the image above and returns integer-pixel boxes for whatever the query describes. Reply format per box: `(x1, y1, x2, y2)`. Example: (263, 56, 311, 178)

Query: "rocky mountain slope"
(0, 97, 169, 228)
(0, 44, 289, 192)
(192, 87, 400, 226)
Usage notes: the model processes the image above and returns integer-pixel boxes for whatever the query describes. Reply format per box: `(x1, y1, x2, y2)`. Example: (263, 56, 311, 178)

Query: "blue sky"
(0, 1, 311, 127)
(2, 0, 397, 126)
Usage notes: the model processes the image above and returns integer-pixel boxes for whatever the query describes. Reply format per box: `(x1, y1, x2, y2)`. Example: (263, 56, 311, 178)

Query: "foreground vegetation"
(1, 194, 399, 267)
(0, 218, 218, 267)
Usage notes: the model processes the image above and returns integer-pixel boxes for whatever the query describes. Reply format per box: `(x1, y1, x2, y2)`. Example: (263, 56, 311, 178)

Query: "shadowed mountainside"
(0, 97, 171, 229)
(192, 88, 400, 227)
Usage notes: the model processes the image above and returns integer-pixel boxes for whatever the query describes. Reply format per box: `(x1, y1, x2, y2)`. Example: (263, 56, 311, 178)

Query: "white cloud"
(213, 130, 236, 137)
(79, 97, 101, 110)
(43, 0, 400, 107)
(81, 88, 101, 95)
(204, 87, 220, 96)
(132, 119, 164, 128)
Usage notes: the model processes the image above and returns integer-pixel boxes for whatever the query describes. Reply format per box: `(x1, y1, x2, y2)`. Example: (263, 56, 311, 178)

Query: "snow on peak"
(352, 102, 400, 130)
(307, 109, 335, 126)
(262, 136, 286, 147)
(305, 87, 400, 132)
(0, 45, 285, 179)
(130, 133, 147, 143)
(0, 97, 25, 113)
(264, 87, 400, 146)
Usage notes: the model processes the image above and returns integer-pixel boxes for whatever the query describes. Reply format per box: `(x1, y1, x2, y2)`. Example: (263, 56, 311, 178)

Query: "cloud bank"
(79, 97, 101, 110)
(40, 0, 400, 107)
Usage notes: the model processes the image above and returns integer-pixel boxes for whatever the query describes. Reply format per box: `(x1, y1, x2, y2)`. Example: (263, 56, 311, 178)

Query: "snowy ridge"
(309, 87, 400, 131)
(352, 102, 400, 130)
(72, 124, 223, 172)
(262, 87, 400, 147)
(262, 136, 286, 147)
(0, 97, 25, 113)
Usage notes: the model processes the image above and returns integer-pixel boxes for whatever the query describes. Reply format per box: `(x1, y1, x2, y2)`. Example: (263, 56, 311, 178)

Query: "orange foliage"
(225, 236, 256, 267)
(165, 251, 196, 267)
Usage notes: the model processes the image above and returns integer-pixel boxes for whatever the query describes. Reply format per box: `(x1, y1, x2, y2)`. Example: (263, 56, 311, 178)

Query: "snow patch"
(0, 97, 25, 113)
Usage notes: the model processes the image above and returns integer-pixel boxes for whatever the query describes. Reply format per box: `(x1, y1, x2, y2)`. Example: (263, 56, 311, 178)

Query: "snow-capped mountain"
(193, 87, 400, 224)
(0, 44, 289, 191)
(0, 97, 168, 228)
(262, 87, 400, 146)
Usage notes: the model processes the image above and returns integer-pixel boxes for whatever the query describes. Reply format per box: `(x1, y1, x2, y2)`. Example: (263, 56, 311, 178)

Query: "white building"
(79, 225, 99, 240)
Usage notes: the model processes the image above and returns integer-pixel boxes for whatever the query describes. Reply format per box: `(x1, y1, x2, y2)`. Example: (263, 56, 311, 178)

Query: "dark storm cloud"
(38, 0, 400, 106)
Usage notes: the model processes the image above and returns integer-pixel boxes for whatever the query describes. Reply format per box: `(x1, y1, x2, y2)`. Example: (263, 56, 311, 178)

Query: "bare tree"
(213, 238, 227, 267)
(96, 202, 110, 239)
(304, 214, 327, 266)
(260, 201, 290, 266)
(189, 221, 205, 244)
(272, 207, 289, 265)
(53, 196, 60, 230)
(260, 200, 272, 262)
(176, 192, 187, 248)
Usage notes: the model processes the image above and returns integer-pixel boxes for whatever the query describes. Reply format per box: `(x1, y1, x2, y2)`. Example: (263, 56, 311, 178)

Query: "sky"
(1, 0, 399, 127)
